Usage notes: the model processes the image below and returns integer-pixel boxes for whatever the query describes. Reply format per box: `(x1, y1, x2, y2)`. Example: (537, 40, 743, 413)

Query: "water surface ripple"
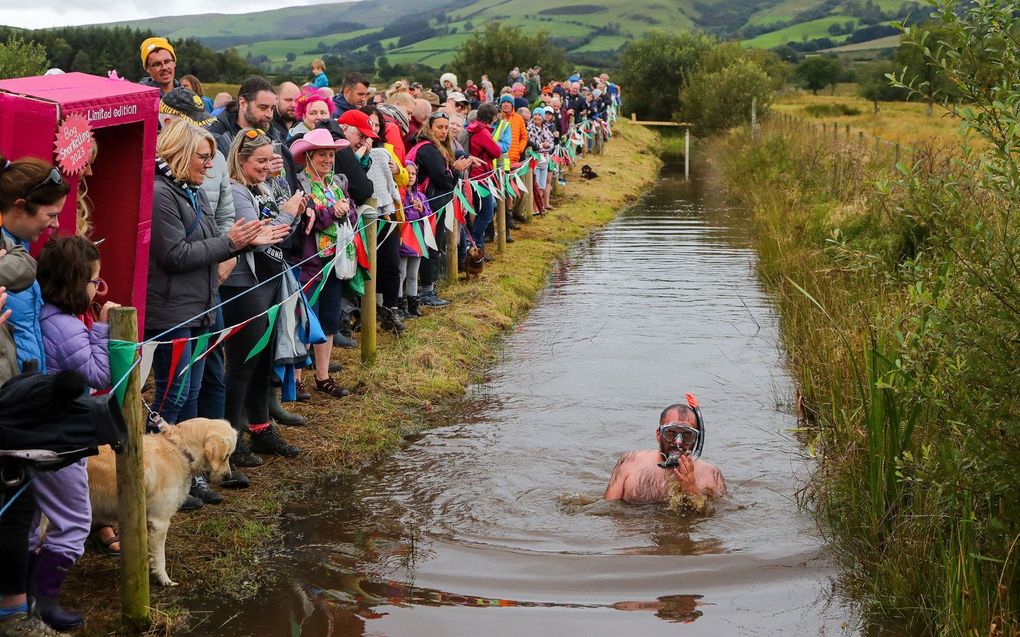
(187, 164, 856, 636)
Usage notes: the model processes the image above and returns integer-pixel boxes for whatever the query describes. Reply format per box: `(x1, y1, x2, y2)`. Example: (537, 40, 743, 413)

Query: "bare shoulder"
(693, 459, 727, 497)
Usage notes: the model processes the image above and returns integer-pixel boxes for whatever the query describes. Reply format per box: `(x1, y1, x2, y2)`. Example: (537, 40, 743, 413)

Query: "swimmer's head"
(656, 395, 704, 461)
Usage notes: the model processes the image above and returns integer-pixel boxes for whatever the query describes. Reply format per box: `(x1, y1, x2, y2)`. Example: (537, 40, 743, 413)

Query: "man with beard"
(208, 76, 297, 192)
(332, 72, 370, 116)
(271, 81, 301, 140)
(604, 395, 726, 505)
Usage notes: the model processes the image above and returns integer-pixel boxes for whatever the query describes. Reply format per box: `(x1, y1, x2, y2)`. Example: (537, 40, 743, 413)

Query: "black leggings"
(221, 281, 279, 432)
(0, 480, 35, 595)
(377, 221, 401, 307)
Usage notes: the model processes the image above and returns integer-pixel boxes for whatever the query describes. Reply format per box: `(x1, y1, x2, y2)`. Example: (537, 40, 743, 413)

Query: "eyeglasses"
(88, 277, 108, 296)
(194, 152, 215, 165)
(148, 59, 175, 70)
(25, 168, 63, 199)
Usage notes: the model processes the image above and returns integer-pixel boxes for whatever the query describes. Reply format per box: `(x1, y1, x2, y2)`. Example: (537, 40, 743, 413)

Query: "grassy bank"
(709, 117, 1019, 634)
(69, 120, 662, 635)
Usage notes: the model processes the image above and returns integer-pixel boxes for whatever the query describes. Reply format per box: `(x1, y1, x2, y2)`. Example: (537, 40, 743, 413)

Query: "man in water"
(604, 396, 727, 505)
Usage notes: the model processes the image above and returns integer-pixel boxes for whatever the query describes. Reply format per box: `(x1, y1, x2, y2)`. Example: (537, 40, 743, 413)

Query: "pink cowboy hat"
(289, 128, 351, 164)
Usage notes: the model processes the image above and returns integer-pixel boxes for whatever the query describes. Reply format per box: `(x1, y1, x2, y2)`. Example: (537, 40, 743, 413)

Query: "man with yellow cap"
(139, 36, 180, 95)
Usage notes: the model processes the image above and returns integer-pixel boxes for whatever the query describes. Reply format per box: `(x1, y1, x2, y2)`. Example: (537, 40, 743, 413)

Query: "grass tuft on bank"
(69, 120, 662, 635)
(710, 117, 1019, 635)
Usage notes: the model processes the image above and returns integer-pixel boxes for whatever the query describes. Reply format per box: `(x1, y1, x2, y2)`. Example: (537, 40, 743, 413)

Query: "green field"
(743, 15, 859, 48)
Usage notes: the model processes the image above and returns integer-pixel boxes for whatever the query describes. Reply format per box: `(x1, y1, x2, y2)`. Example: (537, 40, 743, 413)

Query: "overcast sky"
(3, 1, 329, 30)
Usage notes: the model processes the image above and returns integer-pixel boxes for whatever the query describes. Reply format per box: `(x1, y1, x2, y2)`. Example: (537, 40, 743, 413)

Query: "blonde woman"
(145, 120, 279, 427)
(75, 141, 98, 237)
(220, 128, 305, 465)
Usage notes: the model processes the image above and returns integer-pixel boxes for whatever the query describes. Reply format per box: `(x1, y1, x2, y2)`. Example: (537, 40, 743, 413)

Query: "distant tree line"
(0, 26, 259, 82)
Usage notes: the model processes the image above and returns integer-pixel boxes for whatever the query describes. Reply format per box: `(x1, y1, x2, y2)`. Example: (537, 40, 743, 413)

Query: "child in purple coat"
(30, 236, 119, 631)
(399, 162, 432, 318)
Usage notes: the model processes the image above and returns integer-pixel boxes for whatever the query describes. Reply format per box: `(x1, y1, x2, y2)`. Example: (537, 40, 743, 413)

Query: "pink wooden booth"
(0, 72, 159, 330)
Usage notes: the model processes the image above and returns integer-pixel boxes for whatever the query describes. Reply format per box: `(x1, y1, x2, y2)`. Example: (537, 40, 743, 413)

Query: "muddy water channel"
(188, 162, 856, 636)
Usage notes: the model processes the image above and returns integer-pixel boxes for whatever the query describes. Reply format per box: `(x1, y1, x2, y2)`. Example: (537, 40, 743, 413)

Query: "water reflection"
(185, 161, 855, 636)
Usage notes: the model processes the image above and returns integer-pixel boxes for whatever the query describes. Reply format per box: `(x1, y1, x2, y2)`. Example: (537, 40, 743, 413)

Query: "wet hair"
(475, 103, 497, 124)
(226, 128, 272, 185)
(38, 236, 100, 315)
(181, 74, 205, 97)
(0, 153, 71, 214)
(659, 404, 698, 427)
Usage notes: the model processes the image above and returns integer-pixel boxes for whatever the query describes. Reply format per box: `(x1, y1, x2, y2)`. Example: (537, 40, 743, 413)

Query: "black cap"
(159, 87, 216, 127)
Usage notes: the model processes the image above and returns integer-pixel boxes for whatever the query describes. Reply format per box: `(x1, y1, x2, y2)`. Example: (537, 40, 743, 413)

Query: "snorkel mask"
(657, 393, 705, 468)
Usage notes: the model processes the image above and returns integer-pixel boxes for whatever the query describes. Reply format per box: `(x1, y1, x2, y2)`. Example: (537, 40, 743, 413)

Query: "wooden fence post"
(523, 166, 535, 221)
(360, 206, 378, 363)
(446, 215, 459, 285)
(845, 124, 851, 139)
(108, 308, 150, 633)
(495, 171, 506, 254)
(894, 143, 901, 166)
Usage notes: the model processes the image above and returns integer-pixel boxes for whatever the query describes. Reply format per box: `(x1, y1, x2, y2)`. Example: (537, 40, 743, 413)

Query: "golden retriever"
(87, 418, 237, 586)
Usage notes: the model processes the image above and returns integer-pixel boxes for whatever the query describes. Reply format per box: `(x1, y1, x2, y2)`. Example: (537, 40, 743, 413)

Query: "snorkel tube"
(686, 393, 704, 459)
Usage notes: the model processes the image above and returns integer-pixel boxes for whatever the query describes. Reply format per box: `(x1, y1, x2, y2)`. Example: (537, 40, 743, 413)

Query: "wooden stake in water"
(684, 128, 690, 181)
(360, 206, 378, 364)
(108, 308, 151, 632)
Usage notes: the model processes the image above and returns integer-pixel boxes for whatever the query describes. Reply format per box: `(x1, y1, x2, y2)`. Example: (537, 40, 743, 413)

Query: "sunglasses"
(25, 168, 63, 199)
(429, 111, 450, 121)
(244, 128, 268, 141)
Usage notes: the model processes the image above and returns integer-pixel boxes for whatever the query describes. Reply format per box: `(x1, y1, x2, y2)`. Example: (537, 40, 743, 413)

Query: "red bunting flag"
(400, 221, 425, 257)
(159, 337, 188, 409)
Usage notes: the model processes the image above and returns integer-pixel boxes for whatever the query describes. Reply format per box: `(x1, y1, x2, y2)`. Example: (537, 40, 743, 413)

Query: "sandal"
(88, 526, 121, 557)
(314, 376, 350, 398)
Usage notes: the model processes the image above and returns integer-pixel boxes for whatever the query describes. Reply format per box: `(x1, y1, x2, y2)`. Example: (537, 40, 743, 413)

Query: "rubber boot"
(406, 296, 422, 318)
(30, 548, 82, 631)
(269, 386, 306, 426)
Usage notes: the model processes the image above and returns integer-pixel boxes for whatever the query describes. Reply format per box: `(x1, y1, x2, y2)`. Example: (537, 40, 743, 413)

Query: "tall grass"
(710, 118, 1019, 635)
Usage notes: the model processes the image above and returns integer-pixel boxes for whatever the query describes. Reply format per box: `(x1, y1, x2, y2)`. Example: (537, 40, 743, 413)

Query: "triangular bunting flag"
(443, 201, 456, 231)
(244, 305, 282, 363)
(400, 221, 425, 257)
(474, 180, 491, 198)
(159, 337, 187, 409)
(138, 341, 158, 386)
(423, 214, 438, 255)
(411, 221, 428, 259)
(175, 331, 213, 386)
(453, 186, 475, 217)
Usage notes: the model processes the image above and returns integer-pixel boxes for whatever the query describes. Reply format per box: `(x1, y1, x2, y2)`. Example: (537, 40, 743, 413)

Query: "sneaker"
(179, 494, 204, 512)
(419, 292, 450, 308)
(380, 306, 405, 335)
(220, 469, 250, 489)
(230, 436, 264, 468)
(0, 611, 67, 637)
(190, 476, 223, 505)
(250, 425, 300, 457)
(294, 380, 311, 402)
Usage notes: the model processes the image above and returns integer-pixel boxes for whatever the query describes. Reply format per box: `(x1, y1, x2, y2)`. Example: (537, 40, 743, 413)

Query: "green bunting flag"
(175, 331, 213, 402)
(107, 340, 137, 407)
(474, 180, 490, 197)
(244, 304, 281, 363)
(453, 185, 476, 216)
(307, 259, 336, 306)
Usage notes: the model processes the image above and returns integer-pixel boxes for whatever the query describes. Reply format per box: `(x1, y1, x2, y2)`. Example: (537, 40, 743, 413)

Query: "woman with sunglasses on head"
(0, 153, 69, 637)
(407, 111, 472, 307)
(147, 120, 283, 433)
(223, 129, 307, 467)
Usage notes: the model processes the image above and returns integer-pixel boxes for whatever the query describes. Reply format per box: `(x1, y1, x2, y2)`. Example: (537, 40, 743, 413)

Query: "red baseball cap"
(337, 110, 379, 139)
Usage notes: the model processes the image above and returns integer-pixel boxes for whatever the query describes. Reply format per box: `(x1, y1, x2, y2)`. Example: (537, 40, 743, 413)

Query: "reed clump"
(711, 113, 1019, 635)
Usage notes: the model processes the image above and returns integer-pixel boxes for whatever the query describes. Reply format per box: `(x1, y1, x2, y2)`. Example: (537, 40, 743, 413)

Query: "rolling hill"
(97, 0, 912, 71)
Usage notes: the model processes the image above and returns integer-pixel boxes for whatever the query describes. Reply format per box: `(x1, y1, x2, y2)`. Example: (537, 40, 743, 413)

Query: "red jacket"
(467, 121, 502, 180)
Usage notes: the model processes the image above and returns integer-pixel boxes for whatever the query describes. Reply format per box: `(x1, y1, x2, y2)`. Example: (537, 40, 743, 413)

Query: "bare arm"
(604, 453, 635, 500)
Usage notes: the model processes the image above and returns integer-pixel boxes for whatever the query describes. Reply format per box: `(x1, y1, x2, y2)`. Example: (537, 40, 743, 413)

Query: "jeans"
(470, 193, 495, 249)
(399, 255, 421, 297)
(534, 164, 548, 191)
(145, 326, 210, 424)
(197, 302, 225, 420)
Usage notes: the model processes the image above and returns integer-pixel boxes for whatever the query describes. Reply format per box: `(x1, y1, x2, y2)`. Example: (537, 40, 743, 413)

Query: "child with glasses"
(27, 236, 120, 631)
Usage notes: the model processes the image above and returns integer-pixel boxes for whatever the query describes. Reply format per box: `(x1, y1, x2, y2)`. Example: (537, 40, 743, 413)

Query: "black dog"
(581, 164, 599, 180)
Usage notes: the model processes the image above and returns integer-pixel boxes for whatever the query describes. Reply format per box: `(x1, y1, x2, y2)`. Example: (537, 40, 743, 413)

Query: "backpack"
(403, 140, 433, 194)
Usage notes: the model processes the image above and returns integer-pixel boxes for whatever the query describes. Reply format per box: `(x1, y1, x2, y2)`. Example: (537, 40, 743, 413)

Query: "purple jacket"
(40, 303, 111, 390)
(400, 189, 432, 258)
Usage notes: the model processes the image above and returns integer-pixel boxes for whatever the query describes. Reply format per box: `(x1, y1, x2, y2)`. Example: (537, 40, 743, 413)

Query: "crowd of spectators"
(0, 35, 619, 635)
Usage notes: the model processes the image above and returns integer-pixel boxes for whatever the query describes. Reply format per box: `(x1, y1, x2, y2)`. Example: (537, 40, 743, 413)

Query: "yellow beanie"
(140, 37, 175, 68)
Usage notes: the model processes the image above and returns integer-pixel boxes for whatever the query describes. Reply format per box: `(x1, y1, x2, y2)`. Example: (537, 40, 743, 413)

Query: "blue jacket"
(40, 304, 110, 389)
(312, 72, 329, 89)
(1, 228, 45, 373)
